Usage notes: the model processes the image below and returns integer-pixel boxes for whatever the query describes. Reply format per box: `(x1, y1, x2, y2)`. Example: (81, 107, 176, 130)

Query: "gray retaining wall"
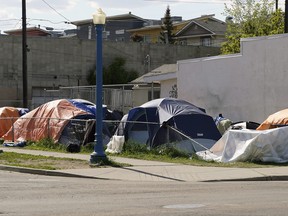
(0, 35, 220, 108)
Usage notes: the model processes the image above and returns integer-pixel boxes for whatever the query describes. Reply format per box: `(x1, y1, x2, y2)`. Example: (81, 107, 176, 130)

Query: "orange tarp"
(0, 107, 20, 137)
(257, 108, 288, 130)
(2, 99, 90, 142)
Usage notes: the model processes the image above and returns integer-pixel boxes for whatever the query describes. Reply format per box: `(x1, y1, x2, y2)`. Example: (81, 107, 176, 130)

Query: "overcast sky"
(0, 0, 283, 32)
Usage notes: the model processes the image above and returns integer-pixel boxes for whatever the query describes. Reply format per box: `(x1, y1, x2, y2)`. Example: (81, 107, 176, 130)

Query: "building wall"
(160, 79, 177, 98)
(178, 35, 226, 47)
(130, 21, 189, 43)
(77, 19, 145, 41)
(0, 34, 220, 108)
(177, 34, 288, 123)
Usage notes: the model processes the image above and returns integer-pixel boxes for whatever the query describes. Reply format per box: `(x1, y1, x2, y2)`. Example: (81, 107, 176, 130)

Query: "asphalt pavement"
(1, 147, 288, 182)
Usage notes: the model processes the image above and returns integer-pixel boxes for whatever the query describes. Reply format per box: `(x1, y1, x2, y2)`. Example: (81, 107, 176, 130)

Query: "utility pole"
(285, 0, 288, 33)
(276, 0, 278, 10)
(22, 0, 28, 108)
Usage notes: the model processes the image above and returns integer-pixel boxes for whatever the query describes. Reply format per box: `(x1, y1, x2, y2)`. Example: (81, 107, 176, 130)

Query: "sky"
(0, 0, 284, 32)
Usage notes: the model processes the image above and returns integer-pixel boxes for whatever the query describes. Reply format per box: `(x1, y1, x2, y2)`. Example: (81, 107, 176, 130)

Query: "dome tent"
(257, 108, 288, 130)
(117, 98, 221, 154)
(2, 99, 109, 152)
(0, 107, 28, 137)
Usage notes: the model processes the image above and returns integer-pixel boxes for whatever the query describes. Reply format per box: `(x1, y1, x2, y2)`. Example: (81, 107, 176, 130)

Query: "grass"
(26, 138, 67, 152)
(118, 141, 281, 168)
(0, 151, 89, 170)
(3, 138, 287, 169)
(1, 139, 127, 169)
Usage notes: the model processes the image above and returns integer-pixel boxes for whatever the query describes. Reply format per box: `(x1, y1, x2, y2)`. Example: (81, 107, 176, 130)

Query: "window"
(179, 40, 187, 45)
(115, 29, 125, 35)
(144, 35, 151, 43)
(201, 37, 211, 46)
(116, 37, 124, 42)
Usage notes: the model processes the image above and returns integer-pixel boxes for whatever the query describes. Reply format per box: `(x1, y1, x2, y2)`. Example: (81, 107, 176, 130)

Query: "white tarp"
(105, 135, 125, 154)
(196, 126, 288, 163)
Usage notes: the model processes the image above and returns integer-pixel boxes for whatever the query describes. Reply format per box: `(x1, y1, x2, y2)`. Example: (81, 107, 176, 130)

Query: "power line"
(144, 0, 229, 3)
(0, 19, 22, 22)
(41, 0, 71, 22)
(27, 18, 71, 24)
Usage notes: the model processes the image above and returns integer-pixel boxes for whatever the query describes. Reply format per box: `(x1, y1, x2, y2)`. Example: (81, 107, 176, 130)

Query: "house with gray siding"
(72, 12, 149, 41)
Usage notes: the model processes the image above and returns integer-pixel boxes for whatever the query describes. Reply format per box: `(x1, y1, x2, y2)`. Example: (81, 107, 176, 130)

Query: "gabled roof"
(127, 20, 190, 33)
(72, 12, 147, 26)
(131, 64, 177, 84)
(175, 15, 226, 37)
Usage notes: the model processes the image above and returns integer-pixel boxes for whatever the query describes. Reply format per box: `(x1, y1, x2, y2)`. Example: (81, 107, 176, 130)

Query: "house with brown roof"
(128, 14, 226, 47)
(128, 20, 189, 43)
(175, 15, 226, 46)
(4, 26, 51, 37)
(4, 26, 72, 38)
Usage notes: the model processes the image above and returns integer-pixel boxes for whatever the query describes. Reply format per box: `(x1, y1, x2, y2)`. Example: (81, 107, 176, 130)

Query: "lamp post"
(22, 0, 28, 108)
(90, 8, 107, 164)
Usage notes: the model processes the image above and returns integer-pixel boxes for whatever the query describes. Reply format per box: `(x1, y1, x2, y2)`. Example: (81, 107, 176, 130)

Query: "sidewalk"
(1, 147, 288, 182)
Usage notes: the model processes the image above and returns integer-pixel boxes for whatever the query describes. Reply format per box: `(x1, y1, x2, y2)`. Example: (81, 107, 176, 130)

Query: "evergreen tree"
(160, 6, 175, 44)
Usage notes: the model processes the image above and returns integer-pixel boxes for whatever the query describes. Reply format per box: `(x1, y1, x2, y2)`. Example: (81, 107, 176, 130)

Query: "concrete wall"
(177, 34, 288, 123)
(0, 34, 220, 108)
(160, 79, 177, 98)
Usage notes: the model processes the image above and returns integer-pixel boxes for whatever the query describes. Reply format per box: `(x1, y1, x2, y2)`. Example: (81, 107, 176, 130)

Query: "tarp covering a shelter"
(2, 99, 95, 143)
(117, 98, 221, 153)
(0, 107, 20, 137)
(196, 127, 288, 163)
(257, 108, 288, 130)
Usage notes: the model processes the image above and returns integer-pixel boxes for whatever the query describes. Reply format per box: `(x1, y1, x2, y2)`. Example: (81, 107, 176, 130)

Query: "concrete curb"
(203, 175, 288, 182)
(0, 165, 109, 180)
(2, 164, 288, 182)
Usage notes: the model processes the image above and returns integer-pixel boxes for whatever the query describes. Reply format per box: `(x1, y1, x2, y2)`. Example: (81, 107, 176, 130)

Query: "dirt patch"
(0, 153, 92, 170)
(37, 158, 91, 170)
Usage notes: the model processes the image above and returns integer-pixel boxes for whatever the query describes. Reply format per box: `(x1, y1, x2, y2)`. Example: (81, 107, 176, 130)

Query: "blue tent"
(118, 98, 221, 153)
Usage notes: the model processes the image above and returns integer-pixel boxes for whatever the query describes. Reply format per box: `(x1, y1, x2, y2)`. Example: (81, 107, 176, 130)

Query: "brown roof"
(4, 27, 51, 36)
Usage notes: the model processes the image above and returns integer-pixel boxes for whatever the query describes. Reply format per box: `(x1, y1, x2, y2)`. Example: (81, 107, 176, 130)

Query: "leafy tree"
(159, 6, 175, 44)
(86, 66, 96, 85)
(221, 0, 284, 54)
(103, 57, 138, 84)
(86, 57, 138, 85)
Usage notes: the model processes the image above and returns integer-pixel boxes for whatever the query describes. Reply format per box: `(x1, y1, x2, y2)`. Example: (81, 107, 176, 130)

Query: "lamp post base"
(90, 152, 108, 165)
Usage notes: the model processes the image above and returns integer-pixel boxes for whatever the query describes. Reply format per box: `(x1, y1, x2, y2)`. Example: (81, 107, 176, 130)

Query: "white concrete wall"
(177, 34, 288, 123)
(160, 79, 177, 98)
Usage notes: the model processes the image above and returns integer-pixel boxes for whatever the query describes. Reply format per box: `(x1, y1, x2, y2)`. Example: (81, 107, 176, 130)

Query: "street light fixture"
(90, 8, 107, 164)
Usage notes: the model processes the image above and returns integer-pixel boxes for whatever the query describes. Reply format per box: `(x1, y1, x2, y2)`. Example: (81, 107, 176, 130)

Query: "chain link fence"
(32, 85, 139, 113)
(1, 116, 212, 155)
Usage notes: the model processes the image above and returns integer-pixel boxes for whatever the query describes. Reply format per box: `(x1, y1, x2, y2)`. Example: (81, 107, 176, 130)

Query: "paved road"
(2, 147, 288, 182)
(1, 171, 288, 216)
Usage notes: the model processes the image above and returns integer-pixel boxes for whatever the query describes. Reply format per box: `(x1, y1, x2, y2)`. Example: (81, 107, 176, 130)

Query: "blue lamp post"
(90, 8, 107, 164)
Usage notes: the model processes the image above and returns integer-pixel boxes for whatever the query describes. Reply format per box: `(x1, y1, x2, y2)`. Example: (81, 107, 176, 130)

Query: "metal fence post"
(11, 118, 15, 142)
(47, 118, 50, 138)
